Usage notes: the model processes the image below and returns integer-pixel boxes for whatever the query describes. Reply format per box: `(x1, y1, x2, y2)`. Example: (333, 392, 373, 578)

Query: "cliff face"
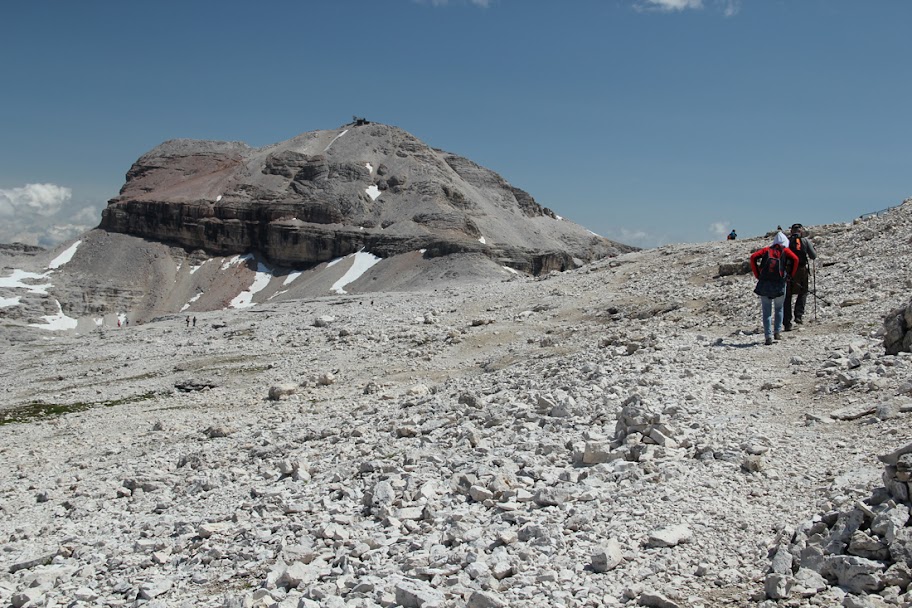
(100, 123, 632, 273)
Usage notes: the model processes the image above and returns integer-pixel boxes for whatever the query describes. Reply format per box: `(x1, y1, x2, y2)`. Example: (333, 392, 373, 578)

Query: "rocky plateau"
(1, 196, 912, 607)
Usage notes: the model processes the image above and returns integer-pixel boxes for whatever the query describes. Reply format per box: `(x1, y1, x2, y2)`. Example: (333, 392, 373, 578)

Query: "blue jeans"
(760, 294, 786, 338)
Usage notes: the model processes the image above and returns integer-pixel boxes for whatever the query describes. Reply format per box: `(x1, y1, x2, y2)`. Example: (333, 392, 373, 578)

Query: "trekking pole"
(812, 260, 817, 322)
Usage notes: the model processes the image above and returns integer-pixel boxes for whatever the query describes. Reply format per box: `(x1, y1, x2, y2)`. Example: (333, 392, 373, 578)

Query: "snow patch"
(94, 317, 104, 326)
(48, 240, 81, 269)
(366, 185, 381, 201)
(0, 295, 21, 308)
(221, 254, 252, 271)
(331, 251, 382, 294)
(216, 195, 223, 202)
(366, 163, 373, 174)
(230, 262, 273, 308)
(479, 236, 487, 244)
(181, 293, 203, 312)
(283, 271, 302, 286)
(190, 262, 205, 274)
(323, 129, 349, 152)
(0, 269, 52, 294)
(502, 266, 520, 275)
(30, 300, 78, 331)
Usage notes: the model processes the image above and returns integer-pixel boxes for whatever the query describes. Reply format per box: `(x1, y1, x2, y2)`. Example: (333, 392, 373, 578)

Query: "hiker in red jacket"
(750, 232, 800, 345)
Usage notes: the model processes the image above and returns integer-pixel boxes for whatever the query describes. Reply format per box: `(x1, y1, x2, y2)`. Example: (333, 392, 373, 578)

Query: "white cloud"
(0, 183, 72, 218)
(415, 0, 491, 7)
(719, 0, 741, 17)
(635, 0, 703, 12)
(44, 223, 95, 245)
(709, 221, 730, 239)
(603, 227, 667, 248)
(0, 183, 99, 248)
(70, 205, 100, 224)
(634, 0, 740, 16)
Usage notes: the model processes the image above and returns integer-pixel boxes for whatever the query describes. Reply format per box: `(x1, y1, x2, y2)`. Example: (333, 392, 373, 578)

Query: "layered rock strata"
(100, 123, 631, 274)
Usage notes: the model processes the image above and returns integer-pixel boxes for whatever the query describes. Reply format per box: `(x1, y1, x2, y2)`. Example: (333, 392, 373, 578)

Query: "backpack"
(788, 234, 808, 264)
(757, 247, 786, 282)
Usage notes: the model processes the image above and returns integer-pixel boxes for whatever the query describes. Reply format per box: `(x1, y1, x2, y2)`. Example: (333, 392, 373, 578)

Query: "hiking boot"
(783, 324, 792, 332)
(794, 318, 803, 325)
(774, 332, 781, 341)
(765, 336, 773, 346)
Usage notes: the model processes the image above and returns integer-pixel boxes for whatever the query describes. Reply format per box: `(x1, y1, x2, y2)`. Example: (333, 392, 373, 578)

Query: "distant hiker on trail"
(727, 229, 737, 241)
(192, 316, 197, 328)
(750, 232, 799, 345)
(784, 223, 817, 331)
(186, 317, 190, 328)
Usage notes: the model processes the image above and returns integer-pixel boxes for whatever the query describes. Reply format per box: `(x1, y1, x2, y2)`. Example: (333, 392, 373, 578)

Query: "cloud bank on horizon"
(0, 183, 99, 249)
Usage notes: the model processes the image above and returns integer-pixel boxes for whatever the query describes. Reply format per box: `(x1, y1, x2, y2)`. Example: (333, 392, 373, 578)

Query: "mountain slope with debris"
(0, 200, 911, 607)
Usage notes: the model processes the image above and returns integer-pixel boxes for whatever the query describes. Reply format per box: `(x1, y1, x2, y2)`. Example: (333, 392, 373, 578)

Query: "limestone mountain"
(1, 122, 634, 331)
(100, 121, 631, 273)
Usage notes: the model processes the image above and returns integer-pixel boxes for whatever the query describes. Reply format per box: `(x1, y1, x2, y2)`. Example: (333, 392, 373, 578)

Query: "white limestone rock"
(466, 590, 506, 608)
(646, 524, 692, 548)
(394, 579, 444, 607)
(591, 539, 623, 573)
(138, 577, 173, 600)
(197, 521, 233, 538)
(637, 591, 683, 608)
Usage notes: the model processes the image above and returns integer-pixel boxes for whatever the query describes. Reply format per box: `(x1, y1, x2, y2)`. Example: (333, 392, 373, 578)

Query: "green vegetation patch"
(0, 392, 158, 426)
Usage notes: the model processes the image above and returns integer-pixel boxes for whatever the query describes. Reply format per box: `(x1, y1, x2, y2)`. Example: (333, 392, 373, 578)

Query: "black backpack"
(758, 247, 786, 281)
(788, 234, 808, 265)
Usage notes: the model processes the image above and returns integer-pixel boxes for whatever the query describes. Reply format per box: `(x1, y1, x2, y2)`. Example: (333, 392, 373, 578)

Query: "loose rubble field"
(1, 202, 912, 607)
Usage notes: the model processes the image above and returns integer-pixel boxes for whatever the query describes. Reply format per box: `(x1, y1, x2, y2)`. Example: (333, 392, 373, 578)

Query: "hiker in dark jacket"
(783, 223, 817, 331)
(750, 232, 800, 345)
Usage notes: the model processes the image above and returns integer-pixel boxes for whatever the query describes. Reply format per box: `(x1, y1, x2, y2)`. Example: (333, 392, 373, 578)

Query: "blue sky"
(1, 0, 909, 248)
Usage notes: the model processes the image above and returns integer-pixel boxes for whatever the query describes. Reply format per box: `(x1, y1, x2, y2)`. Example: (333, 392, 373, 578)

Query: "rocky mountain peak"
(101, 122, 631, 272)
